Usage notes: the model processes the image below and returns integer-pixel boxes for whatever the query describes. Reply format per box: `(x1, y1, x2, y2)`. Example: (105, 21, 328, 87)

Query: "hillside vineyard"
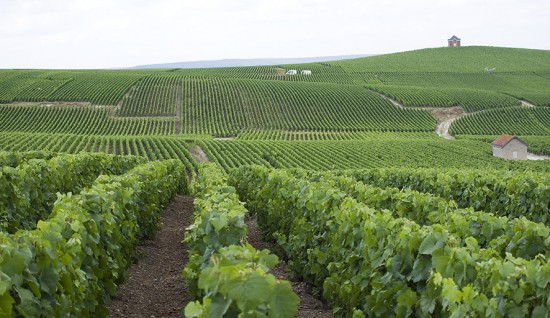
(1, 46, 550, 317)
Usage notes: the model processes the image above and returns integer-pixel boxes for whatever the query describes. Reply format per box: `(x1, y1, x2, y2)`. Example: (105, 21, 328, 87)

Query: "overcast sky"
(1, 0, 548, 69)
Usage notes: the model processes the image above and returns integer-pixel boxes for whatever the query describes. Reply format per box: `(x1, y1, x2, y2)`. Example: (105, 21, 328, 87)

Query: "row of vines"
(0, 132, 197, 172)
(369, 85, 522, 112)
(118, 75, 181, 117)
(230, 165, 550, 317)
(0, 105, 176, 135)
(197, 139, 550, 172)
(0, 70, 145, 105)
(0, 154, 186, 316)
(450, 107, 550, 135)
(181, 77, 435, 136)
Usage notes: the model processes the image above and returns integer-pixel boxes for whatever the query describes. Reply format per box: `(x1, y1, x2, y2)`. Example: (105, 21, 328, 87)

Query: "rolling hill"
(0, 46, 549, 171)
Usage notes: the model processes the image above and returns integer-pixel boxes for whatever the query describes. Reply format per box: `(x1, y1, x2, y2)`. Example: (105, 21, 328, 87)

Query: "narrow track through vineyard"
(109, 195, 194, 318)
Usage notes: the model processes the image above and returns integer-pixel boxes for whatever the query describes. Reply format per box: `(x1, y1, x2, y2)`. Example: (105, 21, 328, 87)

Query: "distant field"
(1, 46, 550, 169)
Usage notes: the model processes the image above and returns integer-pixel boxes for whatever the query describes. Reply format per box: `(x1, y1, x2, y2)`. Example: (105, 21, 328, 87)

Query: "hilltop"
(331, 46, 550, 72)
(130, 54, 374, 69)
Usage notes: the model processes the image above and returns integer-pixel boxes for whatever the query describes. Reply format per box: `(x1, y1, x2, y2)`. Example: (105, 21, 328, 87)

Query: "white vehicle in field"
(301, 70, 312, 75)
(286, 70, 297, 75)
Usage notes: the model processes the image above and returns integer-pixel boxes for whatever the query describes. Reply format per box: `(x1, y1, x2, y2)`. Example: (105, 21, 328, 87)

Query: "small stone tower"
(448, 35, 461, 47)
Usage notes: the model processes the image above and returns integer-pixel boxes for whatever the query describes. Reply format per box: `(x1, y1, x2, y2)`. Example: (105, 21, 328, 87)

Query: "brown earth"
(109, 194, 332, 317)
(431, 106, 465, 140)
(108, 195, 194, 318)
(428, 106, 464, 123)
(189, 145, 209, 162)
(244, 214, 333, 318)
(275, 68, 286, 76)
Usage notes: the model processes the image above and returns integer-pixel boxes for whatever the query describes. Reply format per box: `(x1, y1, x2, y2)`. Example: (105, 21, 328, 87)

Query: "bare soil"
(245, 214, 333, 318)
(527, 153, 550, 160)
(521, 100, 536, 108)
(189, 145, 209, 162)
(368, 90, 466, 139)
(275, 68, 286, 76)
(108, 195, 194, 318)
(109, 106, 119, 116)
(108, 194, 333, 317)
(431, 106, 465, 139)
(428, 106, 464, 123)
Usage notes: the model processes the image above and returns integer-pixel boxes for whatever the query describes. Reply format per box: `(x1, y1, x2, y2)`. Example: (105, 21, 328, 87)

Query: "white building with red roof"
(491, 134, 528, 160)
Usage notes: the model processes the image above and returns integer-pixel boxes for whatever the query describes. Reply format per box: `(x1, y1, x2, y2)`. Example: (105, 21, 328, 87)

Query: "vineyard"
(368, 85, 522, 112)
(196, 139, 550, 173)
(0, 104, 177, 135)
(458, 135, 550, 155)
(1, 46, 550, 316)
(450, 107, 550, 135)
(181, 78, 435, 136)
(118, 75, 181, 117)
(229, 166, 550, 317)
(0, 153, 186, 316)
(0, 133, 197, 171)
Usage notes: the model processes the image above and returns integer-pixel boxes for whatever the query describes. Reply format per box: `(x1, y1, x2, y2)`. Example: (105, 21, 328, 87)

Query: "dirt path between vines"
(431, 107, 465, 140)
(521, 100, 536, 108)
(369, 90, 465, 139)
(370, 90, 404, 109)
(109, 194, 332, 317)
(189, 145, 209, 162)
(527, 153, 550, 160)
(245, 214, 333, 318)
(108, 195, 194, 318)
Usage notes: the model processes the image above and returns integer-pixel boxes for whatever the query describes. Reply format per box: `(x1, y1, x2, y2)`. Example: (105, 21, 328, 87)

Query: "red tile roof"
(491, 134, 527, 148)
